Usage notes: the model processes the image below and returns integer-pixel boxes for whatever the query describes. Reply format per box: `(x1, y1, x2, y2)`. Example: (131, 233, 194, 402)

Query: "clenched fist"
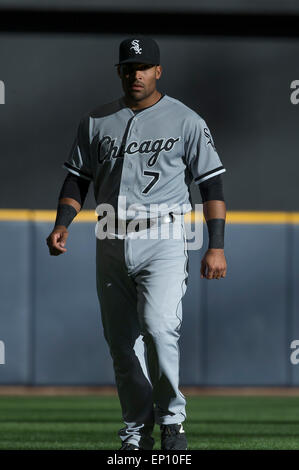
(200, 248, 227, 280)
(46, 226, 69, 256)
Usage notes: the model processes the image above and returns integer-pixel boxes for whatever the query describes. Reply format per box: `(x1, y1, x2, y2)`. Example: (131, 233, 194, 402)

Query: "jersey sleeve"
(62, 115, 93, 181)
(184, 115, 226, 184)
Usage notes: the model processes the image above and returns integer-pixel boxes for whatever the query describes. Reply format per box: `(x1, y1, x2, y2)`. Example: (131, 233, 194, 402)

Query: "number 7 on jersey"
(142, 170, 161, 195)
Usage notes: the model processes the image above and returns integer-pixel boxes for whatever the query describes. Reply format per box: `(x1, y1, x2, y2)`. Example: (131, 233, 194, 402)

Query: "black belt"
(97, 212, 175, 233)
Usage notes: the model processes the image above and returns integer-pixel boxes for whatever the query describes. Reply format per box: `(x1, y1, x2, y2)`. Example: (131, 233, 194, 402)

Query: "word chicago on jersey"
(97, 134, 181, 166)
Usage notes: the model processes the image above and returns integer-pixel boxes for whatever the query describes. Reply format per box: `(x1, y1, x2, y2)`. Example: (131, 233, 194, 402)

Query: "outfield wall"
(0, 211, 298, 387)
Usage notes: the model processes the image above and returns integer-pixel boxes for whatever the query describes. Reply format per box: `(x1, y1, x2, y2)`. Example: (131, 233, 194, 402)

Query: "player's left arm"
(198, 174, 227, 280)
(201, 200, 227, 280)
(184, 116, 227, 280)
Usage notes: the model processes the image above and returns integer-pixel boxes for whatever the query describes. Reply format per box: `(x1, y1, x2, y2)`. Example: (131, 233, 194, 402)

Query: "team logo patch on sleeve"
(203, 127, 216, 151)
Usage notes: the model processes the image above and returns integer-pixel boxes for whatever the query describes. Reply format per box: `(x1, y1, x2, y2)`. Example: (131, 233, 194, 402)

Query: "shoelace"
(161, 424, 181, 437)
(122, 443, 138, 450)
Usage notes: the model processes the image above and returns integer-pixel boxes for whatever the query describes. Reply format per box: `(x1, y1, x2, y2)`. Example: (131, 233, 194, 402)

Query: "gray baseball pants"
(95, 216, 189, 449)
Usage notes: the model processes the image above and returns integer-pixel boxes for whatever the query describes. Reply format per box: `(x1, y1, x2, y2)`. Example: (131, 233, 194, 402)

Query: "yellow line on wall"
(188, 211, 299, 223)
(0, 210, 299, 224)
(0, 210, 96, 222)
(225, 211, 299, 224)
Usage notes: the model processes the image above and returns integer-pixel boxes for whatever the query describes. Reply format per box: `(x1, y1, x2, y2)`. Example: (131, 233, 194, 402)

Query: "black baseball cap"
(115, 36, 160, 66)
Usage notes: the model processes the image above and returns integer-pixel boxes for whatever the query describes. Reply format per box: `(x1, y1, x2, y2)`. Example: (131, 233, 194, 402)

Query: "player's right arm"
(47, 114, 92, 256)
(46, 173, 90, 256)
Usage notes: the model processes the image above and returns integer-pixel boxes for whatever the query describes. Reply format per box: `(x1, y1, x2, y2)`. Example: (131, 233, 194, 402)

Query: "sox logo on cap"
(130, 39, 142, 55)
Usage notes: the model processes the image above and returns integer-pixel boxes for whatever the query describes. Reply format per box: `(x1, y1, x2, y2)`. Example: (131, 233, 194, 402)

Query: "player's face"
(117, 63, 162, 101)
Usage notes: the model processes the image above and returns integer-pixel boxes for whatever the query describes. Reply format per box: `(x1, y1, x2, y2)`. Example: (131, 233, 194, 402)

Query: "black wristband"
(54, 204, 77, 228)
(206, 218, 225, 249)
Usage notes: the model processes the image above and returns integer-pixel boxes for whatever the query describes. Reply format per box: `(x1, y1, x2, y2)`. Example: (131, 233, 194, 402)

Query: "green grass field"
(0, 395, 299, 450)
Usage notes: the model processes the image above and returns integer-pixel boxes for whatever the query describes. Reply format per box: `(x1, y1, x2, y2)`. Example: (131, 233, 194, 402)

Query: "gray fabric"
(63, 93, 226, 219)
(62, 92, 225, 447)
(96, 217, 189, 448)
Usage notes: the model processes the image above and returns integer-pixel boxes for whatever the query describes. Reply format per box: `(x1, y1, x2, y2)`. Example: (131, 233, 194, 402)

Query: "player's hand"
(200, 248, 227, 280)
(46, 226, 69, 256)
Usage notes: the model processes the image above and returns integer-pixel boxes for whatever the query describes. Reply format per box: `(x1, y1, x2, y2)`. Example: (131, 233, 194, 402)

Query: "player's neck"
(123, 90, 162, 112)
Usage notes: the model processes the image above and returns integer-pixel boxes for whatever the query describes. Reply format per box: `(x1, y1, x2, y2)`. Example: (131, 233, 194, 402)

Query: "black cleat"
(160, 422, 188, 450)
(119, 442, 139, 450)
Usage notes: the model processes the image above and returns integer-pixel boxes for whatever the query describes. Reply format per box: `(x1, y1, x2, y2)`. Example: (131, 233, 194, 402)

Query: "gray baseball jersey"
(63, 93, 226, 218)
(62, 92, 226, 446)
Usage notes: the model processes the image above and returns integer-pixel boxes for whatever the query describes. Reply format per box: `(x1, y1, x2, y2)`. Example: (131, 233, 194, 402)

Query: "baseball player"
(46, 36, 227, 450)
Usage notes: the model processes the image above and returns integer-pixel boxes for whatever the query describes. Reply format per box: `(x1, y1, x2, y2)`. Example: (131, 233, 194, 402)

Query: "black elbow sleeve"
(59, 172, 90, 207)
(198, 174, 224, 203)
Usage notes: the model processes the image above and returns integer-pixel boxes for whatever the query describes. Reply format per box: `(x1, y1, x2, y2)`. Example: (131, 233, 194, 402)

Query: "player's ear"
(155, 65, 162, 80)
(117, 65, 121, 78)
